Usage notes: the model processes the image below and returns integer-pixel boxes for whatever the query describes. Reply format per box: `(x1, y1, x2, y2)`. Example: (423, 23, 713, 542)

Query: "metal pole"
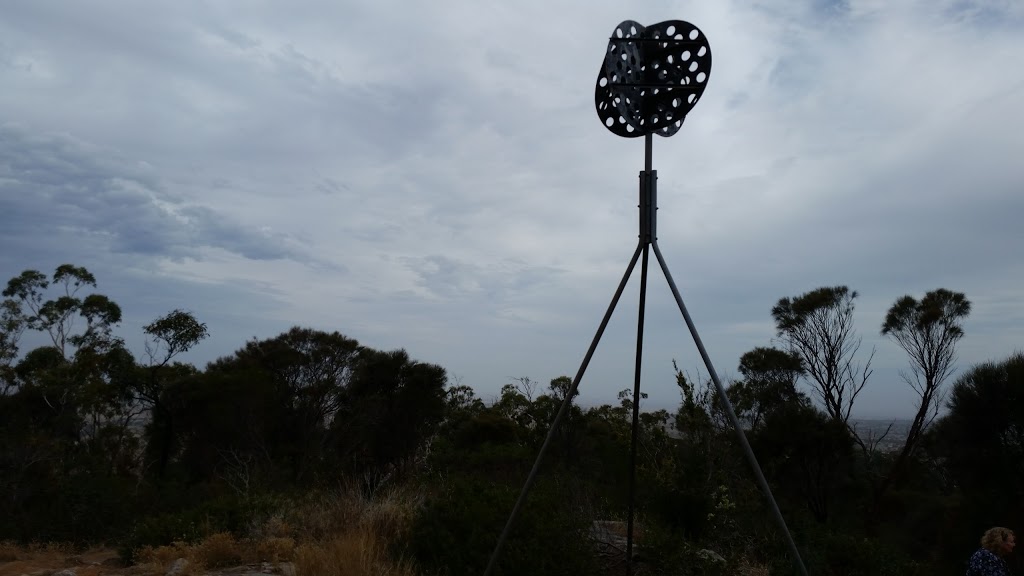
(651, 241, 810, 576)
(626, 132, 655, 575)
(483, 243, 645, 576)
(625, 243, 649, 575)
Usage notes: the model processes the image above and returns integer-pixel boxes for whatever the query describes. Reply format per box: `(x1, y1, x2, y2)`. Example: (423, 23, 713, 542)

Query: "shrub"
(118, 493, 268, 564)
(409, 474, 597, 576)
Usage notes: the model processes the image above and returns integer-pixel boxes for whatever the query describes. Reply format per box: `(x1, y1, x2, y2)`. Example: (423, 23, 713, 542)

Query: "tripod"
(483, 132, 809, 576)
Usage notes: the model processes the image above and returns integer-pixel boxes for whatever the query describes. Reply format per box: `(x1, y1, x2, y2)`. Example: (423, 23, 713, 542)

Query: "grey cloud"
(1, 0, 1022, 419)
(0, 125, 308, 263)
(396, 253, 564, 306)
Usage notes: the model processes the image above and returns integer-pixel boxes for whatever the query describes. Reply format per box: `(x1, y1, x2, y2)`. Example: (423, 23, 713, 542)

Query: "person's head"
(981, 527, 1016, 556)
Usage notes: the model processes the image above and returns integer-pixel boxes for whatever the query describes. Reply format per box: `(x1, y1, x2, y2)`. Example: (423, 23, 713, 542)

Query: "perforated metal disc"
(595, 20, 712, 138)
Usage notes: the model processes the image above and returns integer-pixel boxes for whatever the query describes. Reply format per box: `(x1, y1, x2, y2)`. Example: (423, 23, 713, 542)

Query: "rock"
(53, 570, 77, 576)
(278, 561, 296, 576)
(590, 520, 646, 558)
(697, 548, 726, 563)
(167, 557, 189, 576)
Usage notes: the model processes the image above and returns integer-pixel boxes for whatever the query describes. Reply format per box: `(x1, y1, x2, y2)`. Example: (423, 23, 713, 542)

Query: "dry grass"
(0, 541, 19, 562)
(0, 483, 423, 576)
(294, 528, 416, 576)
(252, 536, 296, 563)
(123, 485, 422, 575)
(736, 558, 772, 576)
(132, 532, 295, 574)
(195, 533, 243, 568)
(134, 541, 196, 575)
(281, 483, 422, 576)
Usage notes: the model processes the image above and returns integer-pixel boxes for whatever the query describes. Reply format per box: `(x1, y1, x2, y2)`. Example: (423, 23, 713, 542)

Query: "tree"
(771, 286, 874, 426)
(751, 403, 855, 523)
(0, 299, 25, 394)
(728, 347, 807, 430)
(532, 376, 583, 461)
(143, 310, 209, 369)
(494, 379, 539, 431)
(879, 289, 970, 493)
(445, 383, 485, 416)
(2, 265, 122, 359)
(930, 354, 1024, 531)
(197, 327, 360, 484)
(674, 362, 717, 440)
(546, 375, 578, 404)
(333, 347, 447, 484)
(1, 265, 130, 446)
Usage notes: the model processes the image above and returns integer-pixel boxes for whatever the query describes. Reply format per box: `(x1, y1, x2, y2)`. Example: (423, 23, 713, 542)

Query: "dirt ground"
(0, 548, 289, 576)
(0, 548, 123, 576)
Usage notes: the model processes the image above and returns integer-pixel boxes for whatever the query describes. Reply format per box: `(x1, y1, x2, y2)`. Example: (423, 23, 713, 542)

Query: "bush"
(408, 474, 597, 576)
(788, 530, 921, 576)
(119, 493, 277, 564)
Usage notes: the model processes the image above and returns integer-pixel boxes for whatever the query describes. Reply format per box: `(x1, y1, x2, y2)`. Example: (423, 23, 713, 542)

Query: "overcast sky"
(2, 0, 1022, 419)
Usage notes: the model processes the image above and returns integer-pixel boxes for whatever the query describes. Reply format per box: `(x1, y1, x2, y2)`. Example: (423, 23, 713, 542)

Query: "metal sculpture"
(595, 20, 712, 138)
(485, 20, 809, 576)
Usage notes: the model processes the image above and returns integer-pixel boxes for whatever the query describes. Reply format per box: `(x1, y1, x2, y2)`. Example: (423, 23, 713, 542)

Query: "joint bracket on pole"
(639, 169, 657, 245)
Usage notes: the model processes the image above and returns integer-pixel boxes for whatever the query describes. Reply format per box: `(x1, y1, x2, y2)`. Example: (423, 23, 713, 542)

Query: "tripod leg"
(651, 240, 810, 576)
(483, 242, 646, 576)
(626, 243, 649, 575)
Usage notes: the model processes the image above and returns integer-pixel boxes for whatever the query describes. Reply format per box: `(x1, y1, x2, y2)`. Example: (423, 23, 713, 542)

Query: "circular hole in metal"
(667, 55, 674, 64)
(687, 93, 696, 103)
(630, 25, 638, 35)
(682, 50, 691, 61)
(689, 29, 699, 40)
(697, 72, 706, 83)
(666, 25, 676, 35)
(698, 46, 707, 57)
(606, 117, 614, 127)
(689, 61, 698, 72)
(599, 77, 608, 87)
